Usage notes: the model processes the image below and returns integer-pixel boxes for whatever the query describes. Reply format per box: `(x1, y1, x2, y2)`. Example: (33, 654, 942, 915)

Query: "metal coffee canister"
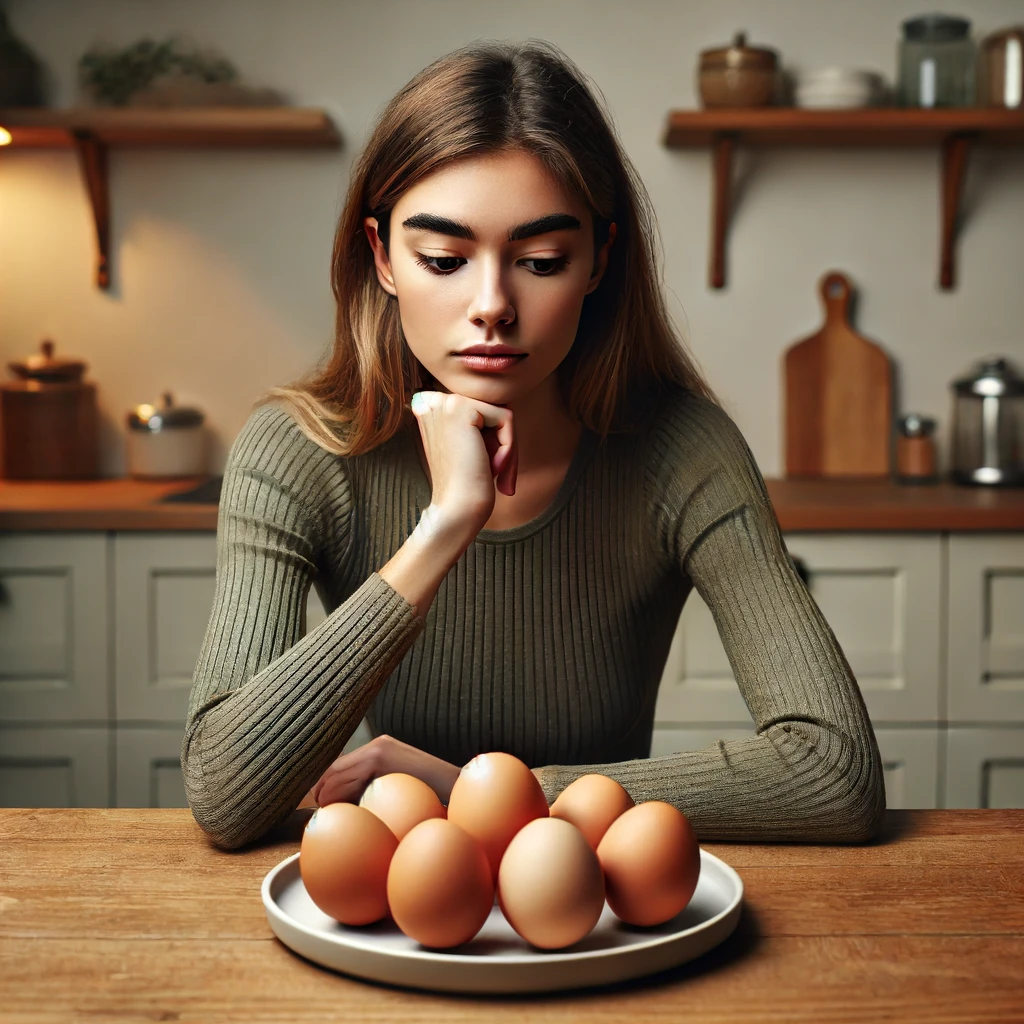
(949, 357, 1024, 486)
(0, 339, 98, 479)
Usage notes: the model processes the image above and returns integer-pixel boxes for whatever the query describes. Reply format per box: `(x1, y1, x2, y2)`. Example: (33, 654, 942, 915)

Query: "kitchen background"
(2, 0, 1023, 476)
(1, 1, 1023, 813)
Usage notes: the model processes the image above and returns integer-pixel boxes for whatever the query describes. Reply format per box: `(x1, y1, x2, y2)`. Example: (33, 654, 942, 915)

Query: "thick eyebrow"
(400, 212, 582, 243)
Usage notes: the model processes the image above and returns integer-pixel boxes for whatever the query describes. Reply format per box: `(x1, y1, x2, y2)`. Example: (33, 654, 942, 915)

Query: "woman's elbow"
(818, 741, 887, 844)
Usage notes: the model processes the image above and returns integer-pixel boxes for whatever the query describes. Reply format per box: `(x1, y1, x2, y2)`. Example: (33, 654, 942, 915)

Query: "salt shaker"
(896, 414, 939, 484)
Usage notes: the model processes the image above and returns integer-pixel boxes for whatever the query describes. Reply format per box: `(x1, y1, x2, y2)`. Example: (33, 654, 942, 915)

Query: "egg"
(386, 818, 494, 948)
(549, 773, 635, 850)
(596, 801, 701, 927)
(299, 803, 398, 925)
(446, 751, 549, 880)
(497, 817, 605, 949)
(358, 772, 446, 839)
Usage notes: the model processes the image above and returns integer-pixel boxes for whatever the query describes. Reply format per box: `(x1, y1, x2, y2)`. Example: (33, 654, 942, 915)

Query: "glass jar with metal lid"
(126, 391, 206, 478)
(898, 13, 976, 107)
(949, 358, 1024, 486)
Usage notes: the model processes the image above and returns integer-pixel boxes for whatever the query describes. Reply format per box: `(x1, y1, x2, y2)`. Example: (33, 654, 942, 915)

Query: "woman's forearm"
(378, 505, 476, 617)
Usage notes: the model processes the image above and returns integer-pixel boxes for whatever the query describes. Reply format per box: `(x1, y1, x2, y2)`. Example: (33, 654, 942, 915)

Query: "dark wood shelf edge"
(663, 108, 1024, 290)
(0, 107, 341, 291)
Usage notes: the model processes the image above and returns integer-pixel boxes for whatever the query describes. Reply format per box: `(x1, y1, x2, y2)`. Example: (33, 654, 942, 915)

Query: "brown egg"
(497, 817, 605, 949)
(596, 801, 701, 927)
(358, 772, 446, 840)
(549, 773, 635, 850)
(446, 751, 549, 880)
(299, 803, 398, 925)
(386, 818, 494, 948)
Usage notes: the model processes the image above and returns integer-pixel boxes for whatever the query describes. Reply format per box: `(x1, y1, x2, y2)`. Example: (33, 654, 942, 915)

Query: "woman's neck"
(504, 374, 582, 474)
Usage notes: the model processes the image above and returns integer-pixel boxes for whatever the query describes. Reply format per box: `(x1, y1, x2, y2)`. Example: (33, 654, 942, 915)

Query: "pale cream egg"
(497, 817, 605, 949)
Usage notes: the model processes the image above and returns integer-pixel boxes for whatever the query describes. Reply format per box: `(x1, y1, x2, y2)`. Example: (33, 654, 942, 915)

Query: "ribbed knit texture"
(182, 388, 886, 850)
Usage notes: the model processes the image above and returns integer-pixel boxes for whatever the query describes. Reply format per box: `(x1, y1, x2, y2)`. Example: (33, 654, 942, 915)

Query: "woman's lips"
(455, 353, 527, 373)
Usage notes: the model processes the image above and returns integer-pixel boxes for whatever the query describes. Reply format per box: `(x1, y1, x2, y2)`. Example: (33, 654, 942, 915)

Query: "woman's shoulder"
(640, 384, 750, 465)
(228, 400, 332, 471)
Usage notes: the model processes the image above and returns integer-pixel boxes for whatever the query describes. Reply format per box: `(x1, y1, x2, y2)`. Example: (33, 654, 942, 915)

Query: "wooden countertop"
(2, 808, 1021, 1022)
(0, 476, 1022, 532)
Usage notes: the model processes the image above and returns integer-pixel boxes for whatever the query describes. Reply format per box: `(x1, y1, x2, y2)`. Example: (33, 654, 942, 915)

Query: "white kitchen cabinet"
(0, 533, 109, 722)
(944, 727, 1024, 808)
(0, 726, 111, 806)
(946, 535, 1024, 724)
(115, 726, 190, 808)
(1, 528, 1021, 810)
(650, 724, 940, 810)
(114, 533, 218, 723)
(655, 534, 944, 725)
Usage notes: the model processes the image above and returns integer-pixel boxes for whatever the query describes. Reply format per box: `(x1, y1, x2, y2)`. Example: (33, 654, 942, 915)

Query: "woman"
(182, 40, 885, 851)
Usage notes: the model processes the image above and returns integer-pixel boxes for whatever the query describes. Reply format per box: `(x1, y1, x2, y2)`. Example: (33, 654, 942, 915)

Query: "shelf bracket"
(939, 132, 975, 291)
(71, 130, 111, 290)
(709, 133, 737, 289)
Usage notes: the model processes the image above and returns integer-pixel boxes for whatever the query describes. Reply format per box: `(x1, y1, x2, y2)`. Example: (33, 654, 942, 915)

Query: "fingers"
(410, 389, 517, 496)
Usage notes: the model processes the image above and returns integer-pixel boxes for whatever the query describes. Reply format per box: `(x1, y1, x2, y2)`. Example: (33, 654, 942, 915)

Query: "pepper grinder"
(896, 414, 939, 484)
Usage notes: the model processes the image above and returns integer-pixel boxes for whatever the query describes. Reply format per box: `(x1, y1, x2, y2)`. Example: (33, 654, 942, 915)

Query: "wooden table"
(1, 808, 1021, 1023)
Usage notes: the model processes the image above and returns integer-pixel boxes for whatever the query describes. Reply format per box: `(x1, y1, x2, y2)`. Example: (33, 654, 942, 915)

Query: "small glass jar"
(898, 14, 976, 107)
(896, 414, 939, 484)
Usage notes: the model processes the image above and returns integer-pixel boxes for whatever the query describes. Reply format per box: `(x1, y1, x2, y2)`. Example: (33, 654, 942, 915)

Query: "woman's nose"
(467, 261, 515, 328)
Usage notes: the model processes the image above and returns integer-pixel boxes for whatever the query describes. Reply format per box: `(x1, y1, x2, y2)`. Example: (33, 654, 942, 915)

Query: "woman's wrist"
(379, 503, 475, 615)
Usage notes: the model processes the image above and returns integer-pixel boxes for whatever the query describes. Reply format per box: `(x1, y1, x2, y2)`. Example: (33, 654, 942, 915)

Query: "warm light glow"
(0, 127, 11, 146)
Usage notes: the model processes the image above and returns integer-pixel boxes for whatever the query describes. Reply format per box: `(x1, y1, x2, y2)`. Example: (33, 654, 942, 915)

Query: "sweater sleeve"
(534, 392, 886, 843)
(181, 403, 424, 850)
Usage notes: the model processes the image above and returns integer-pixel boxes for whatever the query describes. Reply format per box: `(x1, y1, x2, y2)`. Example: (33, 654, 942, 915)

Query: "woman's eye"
(519, 256, 569, 276)
(414, 254, 465, 275)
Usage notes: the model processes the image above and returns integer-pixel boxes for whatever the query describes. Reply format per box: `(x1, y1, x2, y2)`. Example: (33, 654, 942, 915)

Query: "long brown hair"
(266, 39, 716, 455)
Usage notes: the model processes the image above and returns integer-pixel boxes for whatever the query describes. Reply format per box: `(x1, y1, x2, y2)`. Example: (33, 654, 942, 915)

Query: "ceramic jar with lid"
(897, 14, 976, 107)
(126, 392, 206, 478)
(979, 25, 1024, 108)
(698, 32, 780, 108)
(0, 339, 98, 479)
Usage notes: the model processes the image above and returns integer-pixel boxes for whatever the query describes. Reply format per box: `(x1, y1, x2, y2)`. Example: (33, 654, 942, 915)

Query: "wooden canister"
(0, 340, 99, 479)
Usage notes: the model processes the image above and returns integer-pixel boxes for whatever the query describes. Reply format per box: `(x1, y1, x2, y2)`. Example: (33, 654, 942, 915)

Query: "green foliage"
(79, 37, 237, 106)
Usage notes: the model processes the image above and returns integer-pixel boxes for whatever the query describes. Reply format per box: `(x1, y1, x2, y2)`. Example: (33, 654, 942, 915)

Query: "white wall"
(1, 0, 1022, 476)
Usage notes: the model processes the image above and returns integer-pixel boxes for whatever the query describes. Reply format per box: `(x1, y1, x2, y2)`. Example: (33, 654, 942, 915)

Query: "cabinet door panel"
(0, 726, 111, 807)
(0, 534, 109, 722)
(115, 727, 188, 808)
(944, 727, 1024, 808)
(655, 534, 942, 725)
(114, 534, 217, 722)
(651, 725, 938, 810)
(947, 536, 1024, 723)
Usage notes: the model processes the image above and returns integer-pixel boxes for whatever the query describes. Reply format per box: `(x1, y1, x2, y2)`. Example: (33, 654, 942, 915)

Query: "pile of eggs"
(299, 751, 701, 951)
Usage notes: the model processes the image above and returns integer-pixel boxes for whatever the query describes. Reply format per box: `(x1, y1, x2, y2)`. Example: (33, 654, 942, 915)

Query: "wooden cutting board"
(784, 271, 892, 478)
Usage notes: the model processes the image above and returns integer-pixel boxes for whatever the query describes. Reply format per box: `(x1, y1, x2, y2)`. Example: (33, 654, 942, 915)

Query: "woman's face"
(364, 148, 615, 408)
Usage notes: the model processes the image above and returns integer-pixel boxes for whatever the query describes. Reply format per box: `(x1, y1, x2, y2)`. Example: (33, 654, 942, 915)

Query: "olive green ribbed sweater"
(182, 388, 885, 850)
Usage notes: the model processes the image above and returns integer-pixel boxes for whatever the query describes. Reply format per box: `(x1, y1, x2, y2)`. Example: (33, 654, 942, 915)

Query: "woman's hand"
(310, 733, 462, 808)
(410, 390, 518, 537)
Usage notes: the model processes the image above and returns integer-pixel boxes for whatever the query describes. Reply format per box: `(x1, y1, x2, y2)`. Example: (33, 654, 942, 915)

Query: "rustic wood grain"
(784, 271, 892, 478)
(662, 108, 1024, 148)
(1, 809, 1022, 1022)
(2, 476, 1023, 534)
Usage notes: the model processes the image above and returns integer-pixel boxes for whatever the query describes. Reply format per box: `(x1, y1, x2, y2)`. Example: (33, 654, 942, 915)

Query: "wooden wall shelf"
(0, 107, 342, 288)
(662, 108, 1024, 290)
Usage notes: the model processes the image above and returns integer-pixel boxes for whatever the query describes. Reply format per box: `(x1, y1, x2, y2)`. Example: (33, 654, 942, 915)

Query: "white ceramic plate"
(261, 849, 744, 994)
